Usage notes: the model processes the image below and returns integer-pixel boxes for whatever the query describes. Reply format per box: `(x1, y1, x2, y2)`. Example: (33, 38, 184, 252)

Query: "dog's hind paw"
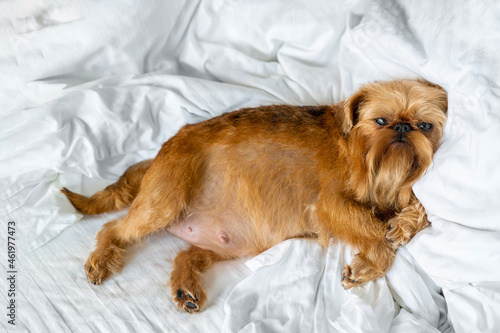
(174, 288, 204, 314)
(84, 245, 124, 285)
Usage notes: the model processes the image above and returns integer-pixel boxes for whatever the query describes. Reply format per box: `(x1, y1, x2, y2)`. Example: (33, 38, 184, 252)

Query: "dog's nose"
(392, 122, 412, 134)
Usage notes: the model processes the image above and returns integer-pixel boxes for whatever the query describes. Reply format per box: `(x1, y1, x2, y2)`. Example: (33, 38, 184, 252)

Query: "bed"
(2, 0, 500, 332)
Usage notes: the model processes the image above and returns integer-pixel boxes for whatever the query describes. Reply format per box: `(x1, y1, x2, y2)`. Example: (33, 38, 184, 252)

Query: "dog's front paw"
(385, 219, 410, 249)
(341, 246, 395, 290)
(173, 287, 206, 314)
(84, 246, 124, 285)
(386, 215, 428, 249)
(341, 264, 362, 289)
(386, 200, 430, 249)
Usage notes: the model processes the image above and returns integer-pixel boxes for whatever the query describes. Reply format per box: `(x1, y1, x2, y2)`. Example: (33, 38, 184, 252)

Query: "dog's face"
(339, 80, 448, 211)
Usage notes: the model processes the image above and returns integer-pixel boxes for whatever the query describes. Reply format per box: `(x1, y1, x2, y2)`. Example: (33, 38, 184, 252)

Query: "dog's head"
(339, 79, 447, 211)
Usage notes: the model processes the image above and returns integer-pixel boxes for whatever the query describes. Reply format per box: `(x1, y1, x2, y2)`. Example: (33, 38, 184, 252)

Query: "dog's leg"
(85, 211, 157, 284)
(169, 246, 224, 313)
(85, 189, 191, 285)
(84, 132, 211, 284)
(342, 200, 428, 289)
(318, 197, 397, 289)
(84, 218, 128, 284)
(385, 197, 429, 249)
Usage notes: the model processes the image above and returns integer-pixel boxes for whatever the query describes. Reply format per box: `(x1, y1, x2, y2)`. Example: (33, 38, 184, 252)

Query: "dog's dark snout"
(392, 122, 412, 134)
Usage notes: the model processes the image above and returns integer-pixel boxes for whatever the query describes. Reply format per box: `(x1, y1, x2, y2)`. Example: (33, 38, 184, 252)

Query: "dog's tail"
(61, 159, 153, 215)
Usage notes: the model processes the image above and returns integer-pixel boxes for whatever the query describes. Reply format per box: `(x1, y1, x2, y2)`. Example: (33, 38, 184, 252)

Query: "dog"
(61, 79, 447, 313)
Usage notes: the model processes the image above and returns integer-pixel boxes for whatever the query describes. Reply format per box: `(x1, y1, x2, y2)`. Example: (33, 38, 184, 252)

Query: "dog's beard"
(361, 131, 434, 211)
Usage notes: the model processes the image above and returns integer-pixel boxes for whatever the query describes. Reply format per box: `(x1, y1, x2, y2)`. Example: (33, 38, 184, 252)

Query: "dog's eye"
(418, 122, 433, 131)
(375, 118, 387, 126)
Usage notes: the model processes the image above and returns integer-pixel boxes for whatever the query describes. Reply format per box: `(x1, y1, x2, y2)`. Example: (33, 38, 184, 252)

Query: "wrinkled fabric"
(223, 240, 451, 333)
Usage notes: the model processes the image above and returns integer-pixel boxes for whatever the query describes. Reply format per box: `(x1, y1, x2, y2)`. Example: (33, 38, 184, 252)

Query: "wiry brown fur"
(61, 159, 152, 215)
(61, 79, 447, 312)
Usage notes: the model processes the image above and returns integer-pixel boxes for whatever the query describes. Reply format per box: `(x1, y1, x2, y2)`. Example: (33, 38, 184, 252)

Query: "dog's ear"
(416, 79, 444, 92)
(417, 79, 448, 114)
(338, 88, 366, 137)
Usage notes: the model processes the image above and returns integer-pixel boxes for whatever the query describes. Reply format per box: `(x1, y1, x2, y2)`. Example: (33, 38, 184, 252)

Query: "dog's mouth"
(390, 134, 412, 146)
(384, 136, 414, 155)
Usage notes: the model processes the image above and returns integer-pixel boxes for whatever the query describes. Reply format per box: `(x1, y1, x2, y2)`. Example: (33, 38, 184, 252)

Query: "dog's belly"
(167, 141, 323, 257)
(168, 213, 253, 257)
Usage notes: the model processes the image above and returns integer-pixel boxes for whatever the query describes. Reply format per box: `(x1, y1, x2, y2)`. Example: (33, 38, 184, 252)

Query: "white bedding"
(2, 0, 500, 332)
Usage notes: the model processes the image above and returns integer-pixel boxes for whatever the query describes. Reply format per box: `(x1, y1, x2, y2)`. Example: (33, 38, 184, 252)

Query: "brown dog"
(61, 79, 447, 313)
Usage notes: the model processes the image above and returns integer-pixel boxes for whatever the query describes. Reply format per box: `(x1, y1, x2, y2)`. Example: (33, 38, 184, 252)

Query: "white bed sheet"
(1, 0, 500, 332)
